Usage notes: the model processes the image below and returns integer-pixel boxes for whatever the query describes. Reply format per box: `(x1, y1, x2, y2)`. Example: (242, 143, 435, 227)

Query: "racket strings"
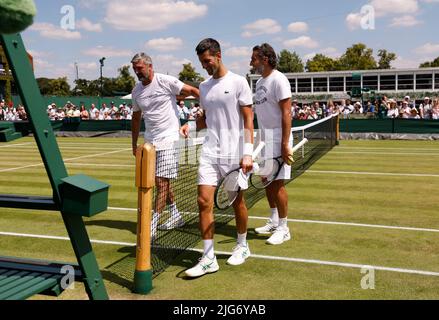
(215, 170, 240, 209)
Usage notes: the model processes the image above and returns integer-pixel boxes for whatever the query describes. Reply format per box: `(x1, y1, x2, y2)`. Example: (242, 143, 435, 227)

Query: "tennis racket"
(250, 138, 308, 189)
(214, 142, 265, 210)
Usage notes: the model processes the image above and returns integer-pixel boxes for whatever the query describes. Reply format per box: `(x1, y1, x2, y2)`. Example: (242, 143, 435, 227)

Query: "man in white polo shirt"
(131, 52, 199, 239)
(250, 43, 293, 245)
(185, 38, 254, 278)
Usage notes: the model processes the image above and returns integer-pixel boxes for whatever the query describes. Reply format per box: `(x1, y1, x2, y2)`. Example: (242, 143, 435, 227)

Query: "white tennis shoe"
(254, 219, 278, 235)
(151, 212, 159, 241)
(185, 255, 219, 278)
(266, 226, 291, 245)
(158, 215, 185, 230)
(226, 244, 251, 266)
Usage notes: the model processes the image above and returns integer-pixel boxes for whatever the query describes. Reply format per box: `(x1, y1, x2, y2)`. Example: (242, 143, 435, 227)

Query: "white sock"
(278, 217, 288, 229)
(151, 211, 159, 228)
(203, 239, 215, 259)
(237, 232, 247, 247)
(169, 203, 181, 218)
(270, 208, 279, 226)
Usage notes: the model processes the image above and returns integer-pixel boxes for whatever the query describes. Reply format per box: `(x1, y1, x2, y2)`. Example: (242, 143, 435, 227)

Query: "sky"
(21, 0, 439, 86)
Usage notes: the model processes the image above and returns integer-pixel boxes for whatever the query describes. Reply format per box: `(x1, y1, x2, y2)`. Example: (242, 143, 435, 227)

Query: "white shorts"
(156, 148, 179, 179)
(276, 162, 291, 181)
(260, 145, 292, 181)
(198, 156, 240, 186)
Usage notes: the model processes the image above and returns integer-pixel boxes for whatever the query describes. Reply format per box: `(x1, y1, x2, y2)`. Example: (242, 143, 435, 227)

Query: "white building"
(248, 67, 439, 100)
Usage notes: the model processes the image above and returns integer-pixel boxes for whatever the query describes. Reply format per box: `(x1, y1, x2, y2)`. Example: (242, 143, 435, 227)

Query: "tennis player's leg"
(156, 148, 185, 230)
(185, 161, 220, 278)
(255, 188, 279, 235)
(154, 177, 168, 214)
(227, 192, 251, 266)
(266, 177, 291, 245)
(198, 185, 216, 241)
(255, 140, 281, 235)
(150, 176, 168, 238)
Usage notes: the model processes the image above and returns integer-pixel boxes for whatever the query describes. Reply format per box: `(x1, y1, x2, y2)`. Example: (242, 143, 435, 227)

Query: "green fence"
(11, 95, 132, 109)
(42, 118, 439, 134)
(290, 119, 439, 134)
(53, 119, 138, 131)
(2, 118, 439, 134)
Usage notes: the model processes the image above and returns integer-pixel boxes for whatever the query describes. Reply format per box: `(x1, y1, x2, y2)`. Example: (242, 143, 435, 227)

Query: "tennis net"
(106, 113, 338, 281)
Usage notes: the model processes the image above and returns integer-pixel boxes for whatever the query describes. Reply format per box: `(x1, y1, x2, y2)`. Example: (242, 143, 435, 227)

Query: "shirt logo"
(224, 91, 230, 94)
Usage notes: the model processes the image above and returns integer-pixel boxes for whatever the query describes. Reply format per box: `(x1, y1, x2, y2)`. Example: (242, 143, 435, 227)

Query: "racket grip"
(291, 138, 308, 152)
(252, 142, 265, 160)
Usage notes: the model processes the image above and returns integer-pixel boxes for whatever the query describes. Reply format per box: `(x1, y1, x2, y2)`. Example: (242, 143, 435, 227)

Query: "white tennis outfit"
(132, 73, 184, 178)
(253, 69, 292, 180)
(198, 71, 253, 186)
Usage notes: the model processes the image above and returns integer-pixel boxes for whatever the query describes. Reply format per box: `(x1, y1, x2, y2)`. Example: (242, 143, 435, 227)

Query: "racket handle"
(251, 141, 265, 160)
(291, 138, 308, 153)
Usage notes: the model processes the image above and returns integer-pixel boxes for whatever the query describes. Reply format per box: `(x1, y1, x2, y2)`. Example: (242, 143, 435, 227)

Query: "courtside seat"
(0, 256, 83, 300)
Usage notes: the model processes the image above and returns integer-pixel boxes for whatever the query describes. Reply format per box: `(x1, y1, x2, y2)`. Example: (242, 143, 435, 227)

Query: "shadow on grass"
(93, 214, 263, 289)
(85, 219, 137, 234)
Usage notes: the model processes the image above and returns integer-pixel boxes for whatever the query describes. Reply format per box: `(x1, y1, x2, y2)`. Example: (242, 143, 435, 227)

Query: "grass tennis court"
(1, 137, 438, 299)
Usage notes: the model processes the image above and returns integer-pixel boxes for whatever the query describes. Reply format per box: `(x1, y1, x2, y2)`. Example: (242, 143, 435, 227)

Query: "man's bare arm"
(279, 97, 292, 163)
(131, 110, 142, 156)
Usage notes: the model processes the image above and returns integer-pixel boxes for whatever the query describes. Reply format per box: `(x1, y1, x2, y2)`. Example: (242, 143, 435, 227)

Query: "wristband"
(243, 143, 253, 156)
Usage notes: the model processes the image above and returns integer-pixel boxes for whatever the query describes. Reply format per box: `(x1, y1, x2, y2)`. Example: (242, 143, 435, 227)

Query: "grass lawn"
(1, 137, 438, 299)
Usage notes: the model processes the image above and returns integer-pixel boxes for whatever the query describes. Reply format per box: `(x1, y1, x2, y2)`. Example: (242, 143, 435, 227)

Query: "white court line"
(0, 231, 135, 247)
(0, 148, 130, 173)
(307, 170, 439, 178)
(65, 165, 439, 178)
(331, 151, 439, 156)
(57, 142, 131, 146)
(107, 207, 439, 233)
(0, 142, 34, 148)
(49, 164, 439, 178)
(337, 147, 439, 151)
(0, 145, 129, 151)
(192, 248, 439, 277)
(1, 231, 438, 277)
(66, 163, 134, 168)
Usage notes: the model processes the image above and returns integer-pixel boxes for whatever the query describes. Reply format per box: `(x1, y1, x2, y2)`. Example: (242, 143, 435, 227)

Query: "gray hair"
(131, 52, 152, 65)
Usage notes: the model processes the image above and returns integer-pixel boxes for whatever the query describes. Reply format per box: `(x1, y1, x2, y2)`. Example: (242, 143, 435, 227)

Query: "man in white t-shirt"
(177, 101, 190, 120)
(250, 43, 292, 245)
(130, 52, 199, 239)
(89, 104, 98, 120)
(419, 97, 432, 120)
(401, 101, 411, 119)
(184, 38, 254, 278)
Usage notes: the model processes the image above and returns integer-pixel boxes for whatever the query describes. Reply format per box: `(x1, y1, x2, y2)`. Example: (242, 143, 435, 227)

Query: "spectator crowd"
(45, 101, 134, 121)
(0, 100, 27, 121)
(2, 96, 439, 122)
(290, 96, 439, 120)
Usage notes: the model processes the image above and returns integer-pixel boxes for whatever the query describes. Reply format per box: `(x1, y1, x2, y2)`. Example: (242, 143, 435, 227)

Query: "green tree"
(277, 49, 304, 73)
(38, 77, 70, 96)
(178, 63, 204, 83)
(71, 65, 136, 96)
(377, 49, 397, 69)
(419, 56, 439, 68)
(114, 65, 135, 94)
(72, 79, 98, 96)
(338, 43, 377, 70)
(36, 77, 52, 95)
(305, 54, 338, 72)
